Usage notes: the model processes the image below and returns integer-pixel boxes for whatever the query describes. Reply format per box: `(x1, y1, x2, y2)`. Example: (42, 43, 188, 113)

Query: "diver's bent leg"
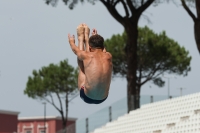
(84, 24, 90, 52)
(77, 58, 85, 90)
(77, 24, 86, 90)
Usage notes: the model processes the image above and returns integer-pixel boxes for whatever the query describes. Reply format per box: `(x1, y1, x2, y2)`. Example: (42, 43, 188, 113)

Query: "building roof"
(0, 109, 20, 115)
(18, 116, 77, 121)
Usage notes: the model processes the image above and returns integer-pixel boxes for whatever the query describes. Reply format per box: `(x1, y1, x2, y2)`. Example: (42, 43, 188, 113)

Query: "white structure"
(93, 93, 200, 133)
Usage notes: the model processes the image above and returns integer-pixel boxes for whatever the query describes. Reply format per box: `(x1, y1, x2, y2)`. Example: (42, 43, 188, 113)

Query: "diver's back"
(83, 51, 112, 100)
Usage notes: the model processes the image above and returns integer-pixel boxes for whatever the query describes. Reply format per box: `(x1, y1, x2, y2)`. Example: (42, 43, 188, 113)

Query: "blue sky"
(0, 0, 199, 120)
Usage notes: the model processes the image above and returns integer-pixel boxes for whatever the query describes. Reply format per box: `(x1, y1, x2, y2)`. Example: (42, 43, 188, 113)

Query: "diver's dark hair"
(89, 34, 104, 49)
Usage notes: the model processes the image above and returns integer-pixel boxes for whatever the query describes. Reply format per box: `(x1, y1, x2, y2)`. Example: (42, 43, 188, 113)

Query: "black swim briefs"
(80, 86, 107, 104)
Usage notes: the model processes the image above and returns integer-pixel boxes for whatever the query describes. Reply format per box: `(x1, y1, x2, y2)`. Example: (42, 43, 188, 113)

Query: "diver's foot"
(77, 23, 85, 40)
(83, 23, 90, 41)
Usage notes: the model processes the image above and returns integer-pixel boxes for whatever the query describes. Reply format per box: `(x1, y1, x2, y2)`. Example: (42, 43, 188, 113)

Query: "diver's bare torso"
(83, 50, 112, 100)
(68, 23, 112, 101)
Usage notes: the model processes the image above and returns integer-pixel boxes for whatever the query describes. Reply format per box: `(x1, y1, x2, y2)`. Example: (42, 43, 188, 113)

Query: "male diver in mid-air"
(68, 23, 112, 104)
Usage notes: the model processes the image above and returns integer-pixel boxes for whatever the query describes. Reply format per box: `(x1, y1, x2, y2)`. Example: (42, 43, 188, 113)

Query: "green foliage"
(104, 33, 127, 77)
(46, 0, 153, 9)
(153, 77, 165, 87)
(44, 0, 159, 9)
(184, 0, 195, 5)
(44, 0, 195, 9)
(45, 0, 96, 9)
(24, 59, 78, 99)
(104, 26, 191, 87)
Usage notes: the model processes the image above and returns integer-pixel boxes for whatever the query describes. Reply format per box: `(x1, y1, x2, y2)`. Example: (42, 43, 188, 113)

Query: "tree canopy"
(24, 59, 78, 132)
(104, 26, 191, 88)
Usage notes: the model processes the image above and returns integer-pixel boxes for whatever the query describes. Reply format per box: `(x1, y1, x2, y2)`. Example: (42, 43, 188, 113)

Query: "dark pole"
(86, 118, 88, 133)
(150, 96, 153, 103)
(168, 78, 170, 99)
(109, 106, 112, 122)
(163, 75, 176, 99)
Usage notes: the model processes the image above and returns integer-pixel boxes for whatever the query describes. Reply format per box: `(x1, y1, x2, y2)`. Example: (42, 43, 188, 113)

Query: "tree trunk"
(125, 19, 139, 112)
(135, 85, 141, 109)
(64, 93, 69, 133)
(194, 19, 200, 53)
(195, 0, 200, 53)
(60, 110, 67, 133)
(98, 0, 154, 113)
(60, 93, 69, 133)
